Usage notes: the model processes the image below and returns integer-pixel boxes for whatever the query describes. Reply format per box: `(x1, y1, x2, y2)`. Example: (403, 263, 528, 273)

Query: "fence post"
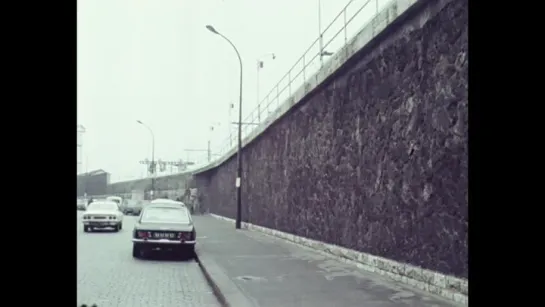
(303, 54, 306, 82)
(344, 9, 347, 44)
(276, 85, 280, 108)
(266, 94, 270, 114)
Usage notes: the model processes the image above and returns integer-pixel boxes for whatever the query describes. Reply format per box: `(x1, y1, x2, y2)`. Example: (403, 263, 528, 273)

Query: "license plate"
(154, 232, 175, 239)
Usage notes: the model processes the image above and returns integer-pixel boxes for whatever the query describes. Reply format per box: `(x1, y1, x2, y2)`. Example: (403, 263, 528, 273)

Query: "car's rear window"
(87, 202, 118, 211)
(141, 207, 190, 224)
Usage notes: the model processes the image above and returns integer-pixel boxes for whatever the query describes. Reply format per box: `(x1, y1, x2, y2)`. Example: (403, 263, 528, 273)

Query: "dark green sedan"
(131, 203, 196, 259)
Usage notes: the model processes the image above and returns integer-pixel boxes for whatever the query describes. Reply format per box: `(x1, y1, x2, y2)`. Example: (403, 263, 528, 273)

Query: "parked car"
(131, 203, 196, 259)
(82, 201, 124, 232)
(119, 199, 129, 214)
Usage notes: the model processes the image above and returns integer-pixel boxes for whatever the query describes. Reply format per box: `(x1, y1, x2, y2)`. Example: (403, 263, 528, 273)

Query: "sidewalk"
(193, 215, 461, 307)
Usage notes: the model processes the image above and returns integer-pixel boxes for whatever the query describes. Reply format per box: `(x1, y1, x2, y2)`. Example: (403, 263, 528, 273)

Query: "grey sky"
(78, 0, 387, 182)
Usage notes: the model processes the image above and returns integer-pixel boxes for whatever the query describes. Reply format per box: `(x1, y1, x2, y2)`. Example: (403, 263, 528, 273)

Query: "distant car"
(132, 203, 196, 259)
(82, 201, 124, 232)
(87, 198, 106, 207)
(106, 196, 123, 210)
(125, 200, 144, 216)
(77, 199, 87, 211)
(119, 199, 128, 214)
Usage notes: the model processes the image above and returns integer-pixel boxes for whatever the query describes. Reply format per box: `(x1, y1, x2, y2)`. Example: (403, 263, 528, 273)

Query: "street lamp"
(256, 53, 276, 122)
(206, 24, 244, 229)
(137, 120, 156, 197)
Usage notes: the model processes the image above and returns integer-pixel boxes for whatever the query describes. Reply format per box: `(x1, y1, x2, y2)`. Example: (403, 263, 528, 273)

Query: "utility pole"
(206, 24, 244, 229)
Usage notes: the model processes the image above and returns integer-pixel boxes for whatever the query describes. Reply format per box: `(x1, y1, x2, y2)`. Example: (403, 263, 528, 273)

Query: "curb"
(195, 250, 254, 307)
(194, 251, 230, 307)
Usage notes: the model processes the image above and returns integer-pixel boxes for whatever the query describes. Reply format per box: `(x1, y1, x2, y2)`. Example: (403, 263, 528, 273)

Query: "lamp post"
(206, 25, 244, 229)
(256, 53, 276, 122)
(318, 0, 334, 66)
(209, 122, 221, 162)
(137, 120, 156, 198)
(318, 0, 323, 66)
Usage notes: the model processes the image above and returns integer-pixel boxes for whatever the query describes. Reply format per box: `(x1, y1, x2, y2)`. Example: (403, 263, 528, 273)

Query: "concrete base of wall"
(209, 213, 468, 305)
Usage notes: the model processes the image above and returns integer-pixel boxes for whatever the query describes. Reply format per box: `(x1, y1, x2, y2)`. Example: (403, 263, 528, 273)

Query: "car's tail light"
(178, 230, 196, 241)
(137, 231, 150, 238)
(190, 230, 196, 240)
(178, 232, 192, 241)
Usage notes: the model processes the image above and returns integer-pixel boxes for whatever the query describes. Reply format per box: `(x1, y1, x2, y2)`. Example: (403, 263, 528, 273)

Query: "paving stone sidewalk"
(193, 215, 461, 307)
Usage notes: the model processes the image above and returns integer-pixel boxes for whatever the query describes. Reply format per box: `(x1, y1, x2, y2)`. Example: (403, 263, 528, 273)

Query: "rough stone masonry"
(196, 0, 467, 279)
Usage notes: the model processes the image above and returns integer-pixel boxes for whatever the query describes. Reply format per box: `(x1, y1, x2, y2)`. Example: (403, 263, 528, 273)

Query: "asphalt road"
(77, 211, 220, 307)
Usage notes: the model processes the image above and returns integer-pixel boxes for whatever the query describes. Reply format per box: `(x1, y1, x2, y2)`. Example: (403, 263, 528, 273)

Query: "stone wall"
(196, 0, 467, 278)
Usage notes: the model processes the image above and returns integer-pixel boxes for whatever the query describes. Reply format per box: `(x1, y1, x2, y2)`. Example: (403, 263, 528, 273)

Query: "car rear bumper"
(132, 238, 196, 245)
(83, 221, 120, 227)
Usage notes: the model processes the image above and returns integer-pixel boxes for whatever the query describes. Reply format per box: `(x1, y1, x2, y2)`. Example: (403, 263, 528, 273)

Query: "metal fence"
(201, 0, 388, 168)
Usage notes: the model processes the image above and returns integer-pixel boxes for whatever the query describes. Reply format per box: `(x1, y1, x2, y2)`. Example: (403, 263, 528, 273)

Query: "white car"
(82, 200, 124, 232)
